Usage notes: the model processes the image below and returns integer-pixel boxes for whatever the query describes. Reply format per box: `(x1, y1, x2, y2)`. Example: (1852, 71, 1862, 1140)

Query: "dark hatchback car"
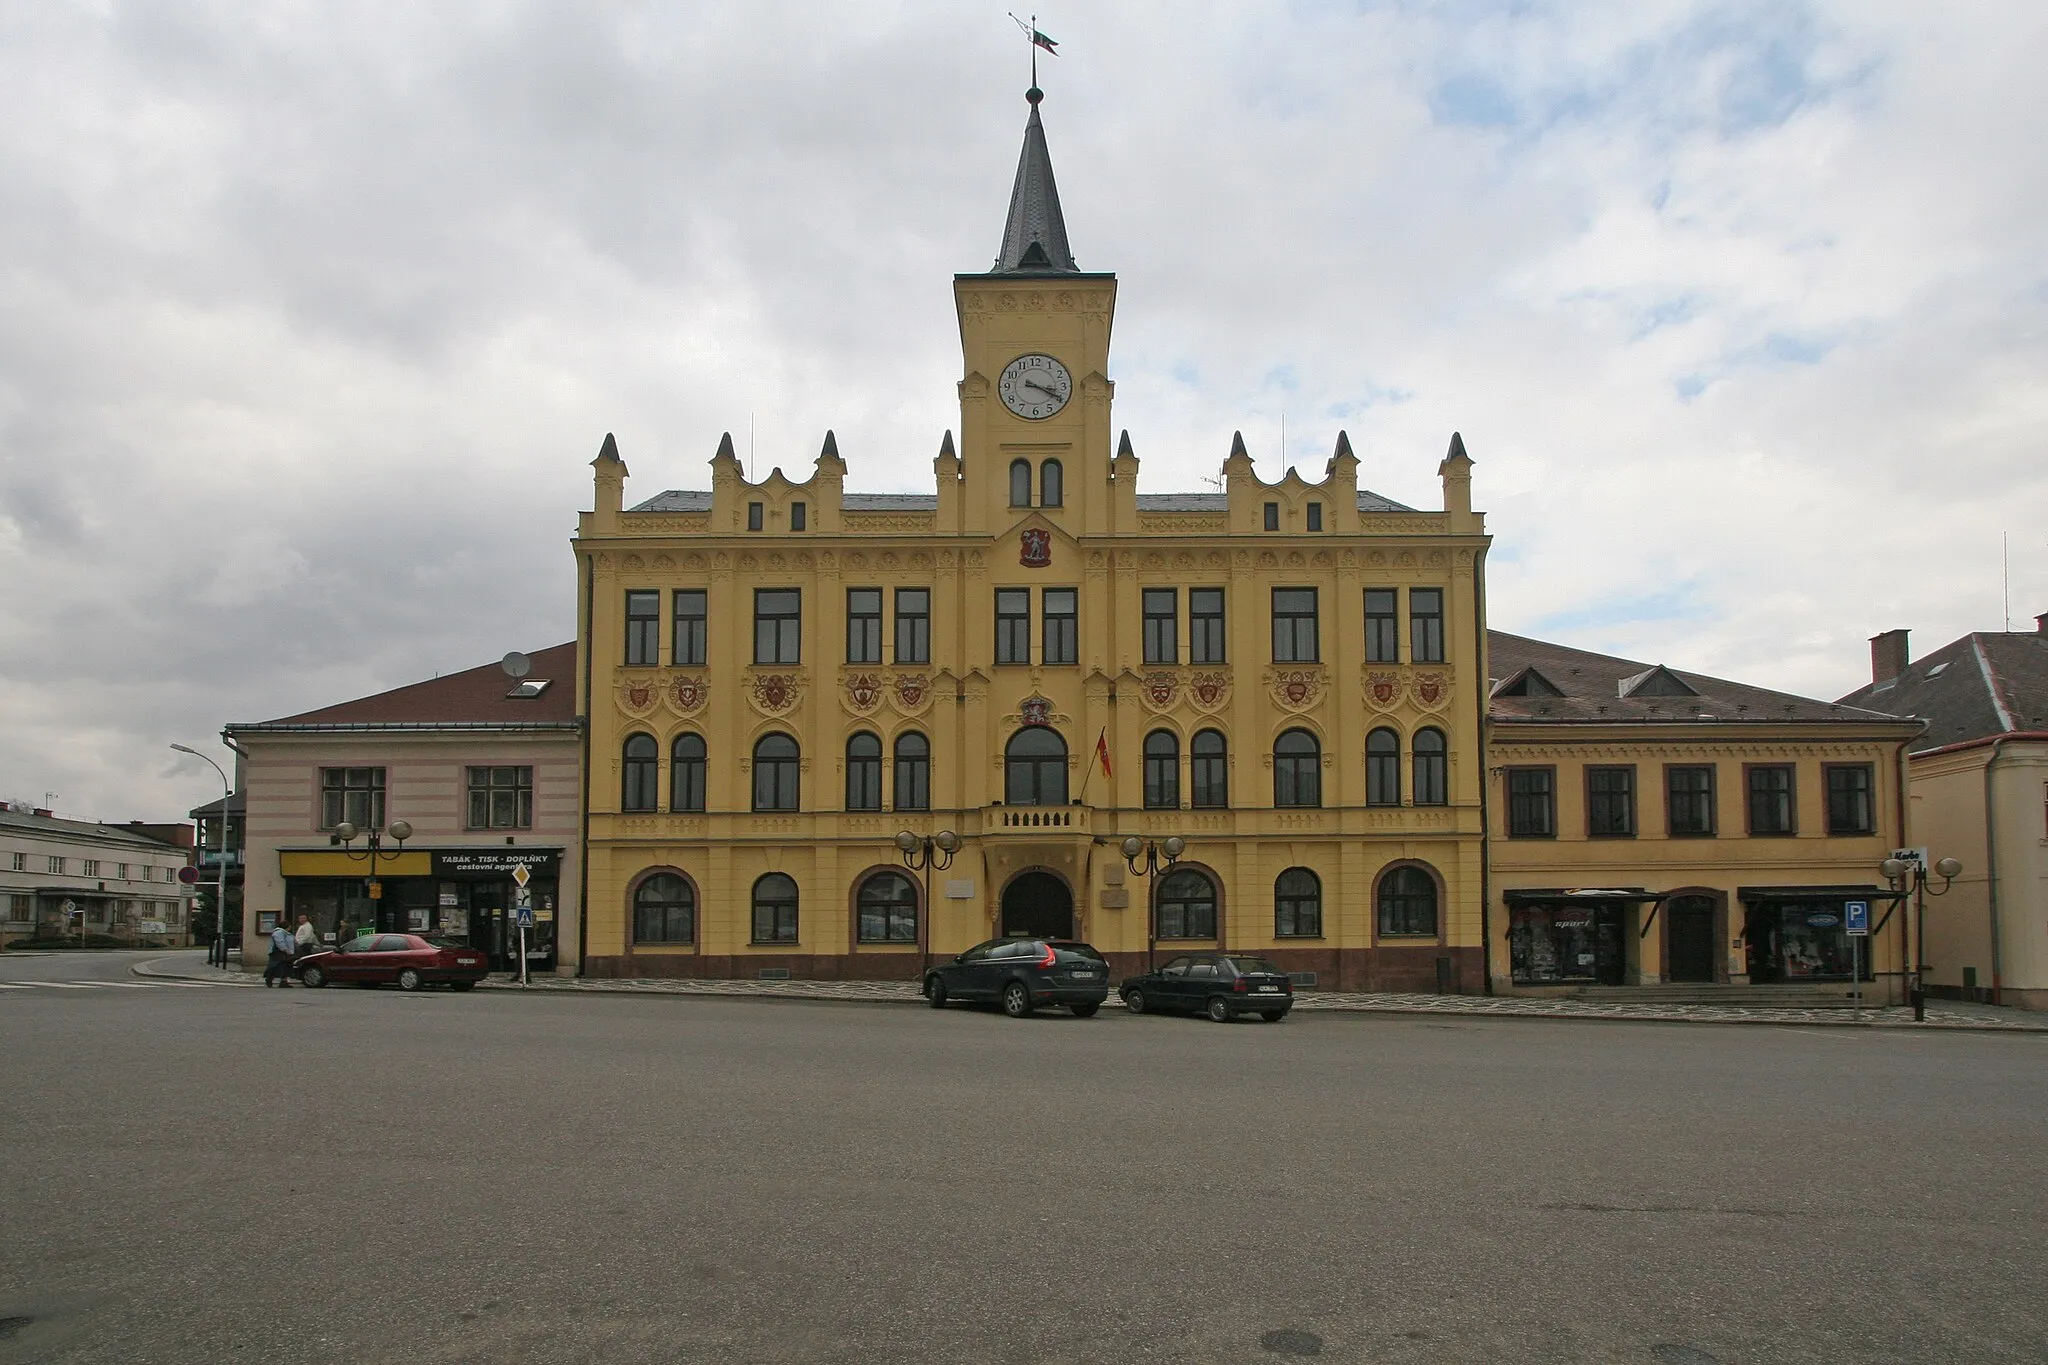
(924, 937, 1112, 1018)
(293, 934, 489, 992)
(1119, 953, 1294, 1022)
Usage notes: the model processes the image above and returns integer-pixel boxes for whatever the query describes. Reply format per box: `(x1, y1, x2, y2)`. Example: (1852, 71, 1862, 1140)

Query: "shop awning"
(279, 850, 433, 878)
(1504, 888, 1665, 905)
(1735, 885, 1902, 902)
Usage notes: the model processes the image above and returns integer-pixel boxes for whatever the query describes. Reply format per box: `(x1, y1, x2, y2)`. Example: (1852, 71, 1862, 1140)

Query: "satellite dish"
(501, 651, 532, 680)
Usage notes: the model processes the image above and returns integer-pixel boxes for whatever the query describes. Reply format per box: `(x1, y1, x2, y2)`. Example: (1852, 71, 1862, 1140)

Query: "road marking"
(0, 983, 31, 990)
(28, 981, 99, 989)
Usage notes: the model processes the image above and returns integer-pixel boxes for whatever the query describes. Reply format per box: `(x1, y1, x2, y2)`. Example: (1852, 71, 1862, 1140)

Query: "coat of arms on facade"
(1412, 672, 1449, 709)
(1270, 669, 1321, 710)
(1019, 694, 1052, 725)
(750, 673, 802, 715)
(894, 673, 929, 710)
(618, 678, 658, 715)
(1019, 528, 1052, 568)
(1188, 672, 1230, 713)
(1142, 673, 1178, 709)
(844, 673, 883, 713)
(1366, 670, 1401, 710)
(667, 676, 708, 715)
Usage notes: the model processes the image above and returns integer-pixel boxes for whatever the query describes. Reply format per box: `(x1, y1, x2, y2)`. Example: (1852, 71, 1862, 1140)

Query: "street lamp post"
(894, 829, 960, 977)
(1120, 835, 1186, 972)
(1881, 853, 1963, 1022)
(333, 820, 415, 939)
(170, 743, 232, 970)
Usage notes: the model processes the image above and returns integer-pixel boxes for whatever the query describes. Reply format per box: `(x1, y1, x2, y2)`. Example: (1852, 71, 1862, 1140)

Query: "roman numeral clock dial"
(998, 353, 1072, 420)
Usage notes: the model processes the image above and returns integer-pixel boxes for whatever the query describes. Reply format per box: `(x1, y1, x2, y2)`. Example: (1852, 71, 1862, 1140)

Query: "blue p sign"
(1844, 900, 1870, 936)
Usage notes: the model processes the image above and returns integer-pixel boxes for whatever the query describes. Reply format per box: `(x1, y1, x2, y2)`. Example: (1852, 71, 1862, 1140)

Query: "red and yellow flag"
(1093, 729, 1112, 778)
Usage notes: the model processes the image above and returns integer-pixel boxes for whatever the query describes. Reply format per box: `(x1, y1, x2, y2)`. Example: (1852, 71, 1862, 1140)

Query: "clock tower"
(952, 86, 1121, 538)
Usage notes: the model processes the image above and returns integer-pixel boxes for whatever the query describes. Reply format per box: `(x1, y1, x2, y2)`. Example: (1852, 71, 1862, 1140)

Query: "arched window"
(1274, 728, 1321, 808)
(1155, 868, 1217, 939)
(1191, 729, 1229, 808)
(752, 734, 800, 812)
(893, 732, 930, 811)
(751, 873, 799, 943)
(1377, 865, 1439, 937)
(1040, 458, 1064, 507)
(633, 872, 694, 944)
(670, 734, 706, 812)
(1004, 726, 1068, 805)
(1009, 458, 1033, 507)
(1367, 727, 1402, 806)
(1276, 867, 1322, 938)
(622, 733, 658, 811)
(1413, 728, 1448, 806)
(857, 871, 919, 944)
(1143, 729, 1180, 809)
(845, 732, 882, 811)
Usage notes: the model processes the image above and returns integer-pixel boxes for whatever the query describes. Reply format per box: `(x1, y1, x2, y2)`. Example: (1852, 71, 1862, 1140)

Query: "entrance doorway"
(1666, 895, 1718, 983)
(1000, 871, 1074, 939)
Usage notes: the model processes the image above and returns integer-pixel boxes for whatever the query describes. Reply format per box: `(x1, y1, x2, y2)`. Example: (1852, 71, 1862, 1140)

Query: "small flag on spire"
(1010, 14, 1058, 56)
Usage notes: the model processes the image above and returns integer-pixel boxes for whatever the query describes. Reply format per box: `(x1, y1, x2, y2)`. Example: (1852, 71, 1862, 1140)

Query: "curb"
(133, 958, 258, 986)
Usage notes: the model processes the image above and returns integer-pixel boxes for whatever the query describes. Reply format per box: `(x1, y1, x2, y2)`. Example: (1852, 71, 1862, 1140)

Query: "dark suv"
(924, 938, 1111, 1018)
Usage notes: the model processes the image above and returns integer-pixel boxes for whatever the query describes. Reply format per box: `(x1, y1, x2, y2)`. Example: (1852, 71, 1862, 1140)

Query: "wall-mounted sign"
(1806, 913, 1841, 928)
(432, 850, 560, 877)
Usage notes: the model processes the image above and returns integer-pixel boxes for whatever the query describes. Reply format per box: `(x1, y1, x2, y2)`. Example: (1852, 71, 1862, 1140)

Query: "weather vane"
(1008, 13, 1058, 90)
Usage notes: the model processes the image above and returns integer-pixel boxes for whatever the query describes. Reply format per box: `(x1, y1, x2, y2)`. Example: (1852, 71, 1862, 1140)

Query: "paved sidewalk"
(132, 955, 2048, 1031)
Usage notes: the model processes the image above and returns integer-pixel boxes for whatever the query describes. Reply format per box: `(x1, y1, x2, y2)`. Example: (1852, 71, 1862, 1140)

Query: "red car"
(293, 934, 489, 992)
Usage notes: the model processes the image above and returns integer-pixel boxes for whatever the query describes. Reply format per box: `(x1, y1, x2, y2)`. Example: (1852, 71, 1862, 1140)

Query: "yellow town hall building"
(573, 88, 1491, 988)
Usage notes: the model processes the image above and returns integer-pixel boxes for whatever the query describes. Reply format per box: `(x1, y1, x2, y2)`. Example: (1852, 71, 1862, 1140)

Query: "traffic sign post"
(1844, 900, 1870, 1018)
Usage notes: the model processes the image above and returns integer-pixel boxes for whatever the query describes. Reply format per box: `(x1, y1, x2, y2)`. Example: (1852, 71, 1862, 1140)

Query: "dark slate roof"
(0, 808, 190, 850)
(238, 643, 579, 729)
(1488, 631, 1906, 726)
(994, 91, 1077, 274)
(1358, 489, 1414, 513)
(842, 494, 938, 510)
(1836, 630, 2048, 751)
(631, 489, 1416, 514)
(629, 490, 713, 512)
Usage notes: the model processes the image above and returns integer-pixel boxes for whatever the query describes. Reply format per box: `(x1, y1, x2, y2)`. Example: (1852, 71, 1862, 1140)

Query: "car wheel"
(1068, 1001, 1100, 1018)
(300, 966, 326, 989)
(1122, 987, 1147, 1015)
(924, 976, 948, 1009)
(1206, 996, 1233, 1023)
(1259, 1010, 1285, 1023)
(449, 980, 476, 993)
(1001, 980, 1033, 1019)
(397, 968, 424, 992)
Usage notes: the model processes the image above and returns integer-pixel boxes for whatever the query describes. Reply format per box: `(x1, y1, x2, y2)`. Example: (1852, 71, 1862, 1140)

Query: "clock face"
(998, 354, 1072, 420)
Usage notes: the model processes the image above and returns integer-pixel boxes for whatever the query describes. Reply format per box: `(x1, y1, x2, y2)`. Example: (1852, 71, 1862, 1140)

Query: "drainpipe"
(1472, 543, 1492, 996)
(1893, 726, 1917, 1006)
(1983, 736, 2010, 1004)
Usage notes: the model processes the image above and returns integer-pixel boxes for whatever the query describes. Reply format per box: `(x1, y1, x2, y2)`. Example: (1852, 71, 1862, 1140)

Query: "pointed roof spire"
(1444, 431, 1471, 465)
(1116, 430, 1135, 460)
(1332, 431, 1355, 462)
(938, 429, 957, 459)
(595, 432, 621, 465)
(994, 87, 1077, 273)
(820, 429, 840, 460)
(1229, 431, 1250, 461)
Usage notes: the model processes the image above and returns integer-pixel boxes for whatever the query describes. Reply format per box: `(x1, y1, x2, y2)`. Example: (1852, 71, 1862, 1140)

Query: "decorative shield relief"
(1366, 670, 1401, 710)
(1270, 669, 1321, 710)
(1188, 672, 1230, 712)
(1143, 672, 1178, 708)
(750, 673, 802, 716)
(1019, 694, 1052, 726)
(894, 673, 930, 710)
(667, 676, 708, 715)
(844, 673, 883, 713)
(1412, 672, 1449, 709)
(1019, 527, 1052, 568)
(617, 678, 658, 716)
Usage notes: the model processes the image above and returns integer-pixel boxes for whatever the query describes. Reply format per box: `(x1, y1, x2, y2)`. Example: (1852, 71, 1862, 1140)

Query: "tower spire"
(993, 85, 1076, 274)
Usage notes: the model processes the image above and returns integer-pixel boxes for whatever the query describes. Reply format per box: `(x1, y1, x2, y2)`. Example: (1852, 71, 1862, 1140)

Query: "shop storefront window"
(1510, 903, 1625, 984)
(1744, 899, 1872, 982)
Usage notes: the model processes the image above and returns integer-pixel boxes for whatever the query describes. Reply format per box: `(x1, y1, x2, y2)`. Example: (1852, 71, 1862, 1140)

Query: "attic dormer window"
(505, 679, 552, 699)
(1494, 668, 1564, 698)
(1619, 665, 1698, 699)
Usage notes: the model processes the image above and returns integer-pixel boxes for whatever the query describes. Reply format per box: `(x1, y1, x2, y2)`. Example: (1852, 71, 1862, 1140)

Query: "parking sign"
(1844, 900, 1870, 936)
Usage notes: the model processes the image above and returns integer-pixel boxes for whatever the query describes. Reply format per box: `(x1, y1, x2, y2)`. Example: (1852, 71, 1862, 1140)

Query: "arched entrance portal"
(1000, 871, 1074, 940)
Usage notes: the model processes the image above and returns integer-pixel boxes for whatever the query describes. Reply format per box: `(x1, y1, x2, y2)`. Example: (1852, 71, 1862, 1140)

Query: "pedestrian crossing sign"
(514, 906, 535, 929)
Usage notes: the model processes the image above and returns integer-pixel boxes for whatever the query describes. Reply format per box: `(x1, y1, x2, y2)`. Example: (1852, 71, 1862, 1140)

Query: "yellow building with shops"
(573, 88, 1492, 988)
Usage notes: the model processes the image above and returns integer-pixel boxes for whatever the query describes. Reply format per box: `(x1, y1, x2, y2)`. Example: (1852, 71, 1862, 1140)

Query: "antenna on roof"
(749, 411, 756, 483)
(2003, 530, 2011, 631)
(501, 651, 532, 680)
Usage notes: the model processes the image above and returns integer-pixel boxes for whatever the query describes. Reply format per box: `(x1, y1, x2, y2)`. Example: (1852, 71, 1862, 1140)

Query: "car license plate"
(1256, 985, 1280, 992)
(1070, 970, 1098, 979)
(457, 958, 479, 966)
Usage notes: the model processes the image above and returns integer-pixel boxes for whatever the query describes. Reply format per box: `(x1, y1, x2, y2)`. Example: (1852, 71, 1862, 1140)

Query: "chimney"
(1869, 629, 1910, 685)
(2036, 611, 2047, 636)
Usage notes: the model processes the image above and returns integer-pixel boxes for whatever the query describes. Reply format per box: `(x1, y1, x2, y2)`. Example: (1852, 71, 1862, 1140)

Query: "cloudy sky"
(3, 0, 2044, 823)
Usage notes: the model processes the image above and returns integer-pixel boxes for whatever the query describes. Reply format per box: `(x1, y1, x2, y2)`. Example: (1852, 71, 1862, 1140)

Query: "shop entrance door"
(468, 882, 511, 971)
(1666, 896, 1717, 983)
(1000, 871, 1074, 940)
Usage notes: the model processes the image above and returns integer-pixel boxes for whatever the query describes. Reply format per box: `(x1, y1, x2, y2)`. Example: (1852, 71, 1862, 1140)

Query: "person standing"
(264, 920, 297, 987)
(294, 914, 318, 960)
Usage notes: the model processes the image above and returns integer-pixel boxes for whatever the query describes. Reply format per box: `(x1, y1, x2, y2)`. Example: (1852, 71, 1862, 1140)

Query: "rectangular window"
(1747, 765, 1796, 836)
(1143, 588, 1178, 665)
(1042, 589, 1077, 665)
(1364, 589, 1398, 663)
(754, 588, 801, 665)
(1824, 764, 1875, 836)
(789, 501, 806, 531)
(47, 856, 64, 875)
(1263, 502, 1279, 531)
(1666, 766, 1716, 836)
(117, 863, 128, 881)
(1272, 588, 1319, 662)
(1306, 502, 1322, 532)
(1586, 766, 1636, 837)
(1410, 588, 1445, 663)
(846, 588, 883, 663)
(894, 588, 930, 664)
(82, 859, 100, 877)
(1506, 768, 1555, 838)
(995, 589, 1031, 664)
(746, 501, 764, 531)
(1190, 589, 1226, 664)
(7, 894, 29, 921)
(466, 766, 534, 830)
(671, 590, 707, 666)
(10, 852, 23, 872)
(320, 768, 386, 831)
(624, 590, 660, 666)
(165, 868, 178, 882)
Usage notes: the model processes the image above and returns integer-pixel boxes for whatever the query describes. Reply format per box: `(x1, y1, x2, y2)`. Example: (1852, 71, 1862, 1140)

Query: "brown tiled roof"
(1488, 631, 1908, 727)
(239, 643, 578, 729)
(1836, 630, 2048, 751)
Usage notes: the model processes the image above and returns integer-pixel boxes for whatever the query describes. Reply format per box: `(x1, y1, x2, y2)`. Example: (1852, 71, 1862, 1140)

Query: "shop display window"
(1510, 904, 1625, 984)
